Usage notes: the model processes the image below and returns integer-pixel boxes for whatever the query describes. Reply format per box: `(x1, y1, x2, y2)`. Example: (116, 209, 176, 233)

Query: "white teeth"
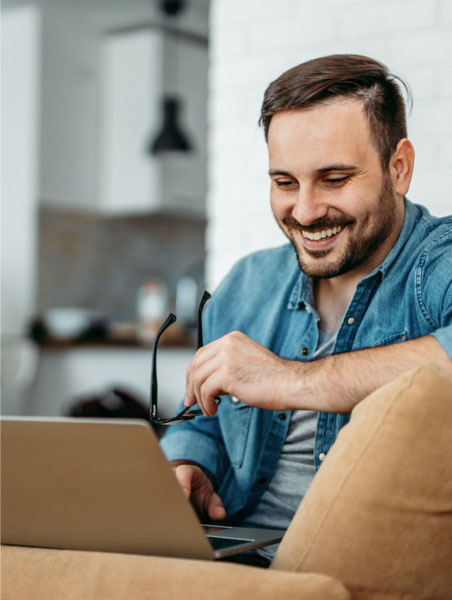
(302, 225, 342, 241)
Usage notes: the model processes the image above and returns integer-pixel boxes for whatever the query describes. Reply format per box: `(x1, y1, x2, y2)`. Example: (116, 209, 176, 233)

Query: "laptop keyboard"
(208, 536, 248, 551)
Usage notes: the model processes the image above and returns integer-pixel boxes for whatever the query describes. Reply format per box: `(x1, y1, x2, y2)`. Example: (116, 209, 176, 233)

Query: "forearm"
(183, 330, 452, 417)
(290, 334, 452, 413)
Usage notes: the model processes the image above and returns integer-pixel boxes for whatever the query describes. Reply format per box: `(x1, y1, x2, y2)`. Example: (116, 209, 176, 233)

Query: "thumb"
(175, 465, 194, 498)
(207, 492, 226, 521)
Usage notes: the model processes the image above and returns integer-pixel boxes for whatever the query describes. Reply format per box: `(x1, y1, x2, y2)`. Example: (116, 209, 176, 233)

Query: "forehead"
(267, 99, 379, 171)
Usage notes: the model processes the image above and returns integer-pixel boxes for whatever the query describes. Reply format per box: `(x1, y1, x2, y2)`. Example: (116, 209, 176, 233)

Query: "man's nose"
(291, 185, 328, 227)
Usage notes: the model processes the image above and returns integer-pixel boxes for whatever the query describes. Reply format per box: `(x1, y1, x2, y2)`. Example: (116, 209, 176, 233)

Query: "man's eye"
(324, 176, 349, 186)
(275, 179, 295, 188)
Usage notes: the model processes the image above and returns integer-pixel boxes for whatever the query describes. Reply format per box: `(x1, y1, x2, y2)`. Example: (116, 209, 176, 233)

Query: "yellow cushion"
(1, 545, 350, 600)
(272, 365, 452, 600)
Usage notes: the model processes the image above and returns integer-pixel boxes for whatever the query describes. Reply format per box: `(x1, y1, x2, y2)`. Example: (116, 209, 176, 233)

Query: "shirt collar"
(372, 197, 418, 278)
(287, 197, 418, 310)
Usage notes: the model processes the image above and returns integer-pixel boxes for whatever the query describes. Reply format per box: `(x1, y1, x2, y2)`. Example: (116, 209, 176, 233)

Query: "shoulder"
(410, 205, 452, 325)
(401, 202, 452, 272)
(408, 201, 452, 240)
(217, 244, 297, 291)
(204, 244, 300, 340)
(414, 208, 452, 281)
(234, 243, 296, 269)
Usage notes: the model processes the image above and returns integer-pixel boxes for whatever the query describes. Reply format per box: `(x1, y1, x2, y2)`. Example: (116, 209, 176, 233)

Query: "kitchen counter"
(25, 345, 195, 419)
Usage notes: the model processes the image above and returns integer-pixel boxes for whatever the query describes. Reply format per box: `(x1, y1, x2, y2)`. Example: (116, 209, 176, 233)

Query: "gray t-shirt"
(242, 328, 336, 561)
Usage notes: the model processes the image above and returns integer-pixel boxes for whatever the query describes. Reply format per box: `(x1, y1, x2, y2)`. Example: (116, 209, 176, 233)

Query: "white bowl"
(44, 308, 93, 339)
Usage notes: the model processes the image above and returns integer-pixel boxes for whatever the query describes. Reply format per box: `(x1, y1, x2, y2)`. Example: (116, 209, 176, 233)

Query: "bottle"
(136, 280, 168, 344)
(175, 276, 198, 327)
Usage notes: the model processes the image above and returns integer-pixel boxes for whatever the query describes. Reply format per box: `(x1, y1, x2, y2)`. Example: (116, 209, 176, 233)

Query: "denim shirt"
(161, 199, 452, 523)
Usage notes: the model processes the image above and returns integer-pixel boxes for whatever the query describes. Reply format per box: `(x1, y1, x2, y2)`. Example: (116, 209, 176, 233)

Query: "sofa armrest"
(272, 365, 452, 600)
(1, 545, 350, 600)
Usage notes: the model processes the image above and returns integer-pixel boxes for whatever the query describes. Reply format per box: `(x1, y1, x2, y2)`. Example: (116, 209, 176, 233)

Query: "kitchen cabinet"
(99, 28, 208, 215)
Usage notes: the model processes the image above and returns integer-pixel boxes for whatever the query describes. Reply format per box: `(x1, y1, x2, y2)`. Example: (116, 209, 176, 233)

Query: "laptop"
(1, 416, 285, 560)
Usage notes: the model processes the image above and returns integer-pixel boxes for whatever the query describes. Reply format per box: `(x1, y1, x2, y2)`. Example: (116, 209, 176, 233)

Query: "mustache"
(282, 216, 352, 232)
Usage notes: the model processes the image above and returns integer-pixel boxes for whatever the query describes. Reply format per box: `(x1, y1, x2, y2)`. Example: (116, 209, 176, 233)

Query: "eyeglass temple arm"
(197, 290, 211, 349)
(150, 313, 177, 420)
(163, 290, 212, 423)
(151, 291, 212, 423)
(196, 290, 222, 409)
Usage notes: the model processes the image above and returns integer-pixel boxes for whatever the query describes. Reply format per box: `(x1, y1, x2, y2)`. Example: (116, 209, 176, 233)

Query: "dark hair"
(259, 54, 411, 168)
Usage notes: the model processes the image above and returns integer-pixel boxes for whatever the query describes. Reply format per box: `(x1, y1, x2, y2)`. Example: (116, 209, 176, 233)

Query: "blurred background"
(2, 0, 451, 420)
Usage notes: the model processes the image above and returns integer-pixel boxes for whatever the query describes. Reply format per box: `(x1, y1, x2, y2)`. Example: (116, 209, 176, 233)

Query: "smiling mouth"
(302, 225, 342, 241)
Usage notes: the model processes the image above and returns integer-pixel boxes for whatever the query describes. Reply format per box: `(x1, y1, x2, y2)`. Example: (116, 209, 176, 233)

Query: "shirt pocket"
(220, 396, 253, 468)
(372, 330, 407, 348)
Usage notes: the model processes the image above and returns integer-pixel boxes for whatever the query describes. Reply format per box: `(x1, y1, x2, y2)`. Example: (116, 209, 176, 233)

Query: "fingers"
(194, 371, 223, 417)
(174, 464, 226, 521)
(174, 464, 194, 498)
(185, 331, 282, 416)
(185, 343, 217, 403)
(207, 492, 226, 521)
(185, 347, 225, 417)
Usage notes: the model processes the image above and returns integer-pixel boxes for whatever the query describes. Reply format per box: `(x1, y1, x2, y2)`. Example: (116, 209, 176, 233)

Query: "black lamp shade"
(160, 0, 186, 16)
(150, 96, 192, 154)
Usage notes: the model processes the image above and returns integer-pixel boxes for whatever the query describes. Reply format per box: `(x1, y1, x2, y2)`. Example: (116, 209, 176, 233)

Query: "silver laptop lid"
(1, 417, 214, 560)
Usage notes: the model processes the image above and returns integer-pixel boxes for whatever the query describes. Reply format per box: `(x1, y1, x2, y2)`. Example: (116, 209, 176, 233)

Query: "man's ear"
(389, 138, 415, 196)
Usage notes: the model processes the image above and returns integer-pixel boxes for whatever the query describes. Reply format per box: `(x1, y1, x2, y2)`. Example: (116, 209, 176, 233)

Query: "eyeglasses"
(149, 290, 220, 425)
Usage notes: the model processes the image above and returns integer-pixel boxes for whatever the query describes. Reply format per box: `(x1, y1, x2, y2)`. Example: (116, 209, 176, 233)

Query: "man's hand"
(173, 463, 226, 521)
(185, 331, 294, 416)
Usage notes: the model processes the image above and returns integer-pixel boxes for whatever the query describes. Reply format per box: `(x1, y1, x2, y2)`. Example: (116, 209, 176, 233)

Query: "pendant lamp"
(150, 96, 191, 154)
(148, 0, 192, 154)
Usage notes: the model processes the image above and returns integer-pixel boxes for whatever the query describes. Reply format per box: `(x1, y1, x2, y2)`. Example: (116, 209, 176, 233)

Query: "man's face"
(268, 100, 401, 279)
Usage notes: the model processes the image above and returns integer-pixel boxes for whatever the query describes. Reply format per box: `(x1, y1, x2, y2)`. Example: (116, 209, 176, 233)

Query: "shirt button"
(231, 396, 239, 404)
(278, 413, 286, 421)
(347, 317, 355, 325)
(319, 452, 327, 462)
(301, 347, 309, 356)
(258, 476, 267, 485)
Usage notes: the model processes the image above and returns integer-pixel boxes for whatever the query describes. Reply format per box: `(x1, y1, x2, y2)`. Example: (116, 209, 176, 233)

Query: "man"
(160, 54, 452, 566)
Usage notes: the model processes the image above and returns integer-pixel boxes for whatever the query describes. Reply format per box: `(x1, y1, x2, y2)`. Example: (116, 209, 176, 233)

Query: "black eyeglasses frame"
(149, 290, 218, 425)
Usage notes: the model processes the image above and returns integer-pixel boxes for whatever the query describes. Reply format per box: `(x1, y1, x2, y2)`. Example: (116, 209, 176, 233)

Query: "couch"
(2, 364, 452, 600)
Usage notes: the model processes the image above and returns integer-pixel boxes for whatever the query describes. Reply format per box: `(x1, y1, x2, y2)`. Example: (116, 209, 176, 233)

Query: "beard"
(281, 175, 395, 279)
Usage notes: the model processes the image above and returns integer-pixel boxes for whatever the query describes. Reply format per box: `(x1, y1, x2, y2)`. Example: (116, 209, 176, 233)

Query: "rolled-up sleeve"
(432, 324, 452, 361)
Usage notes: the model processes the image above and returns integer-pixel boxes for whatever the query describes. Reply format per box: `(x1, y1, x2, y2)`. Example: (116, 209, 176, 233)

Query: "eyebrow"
(268, 169, 293, 177)
(268, 164, 360, 177)
(317, 164, 360, 175)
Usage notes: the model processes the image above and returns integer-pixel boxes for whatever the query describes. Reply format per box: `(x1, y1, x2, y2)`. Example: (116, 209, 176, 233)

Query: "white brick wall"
(207, 0, 452, 289)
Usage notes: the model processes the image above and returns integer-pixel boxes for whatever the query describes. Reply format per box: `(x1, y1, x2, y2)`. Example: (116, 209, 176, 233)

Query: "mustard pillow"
(272, 365, 452, 600)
